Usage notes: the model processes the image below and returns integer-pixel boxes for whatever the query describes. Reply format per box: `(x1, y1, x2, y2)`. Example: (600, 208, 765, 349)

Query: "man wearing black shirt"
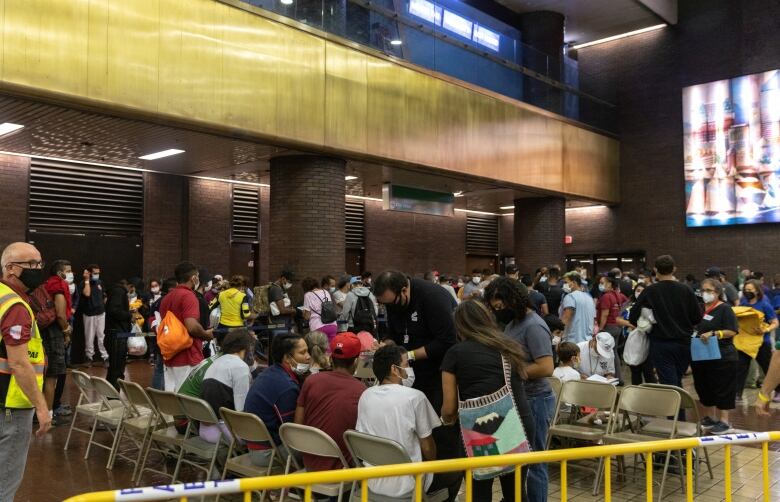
(374, 270, 460, 500)
(629, 255, 702, 388)
(537, 266, 563, 315)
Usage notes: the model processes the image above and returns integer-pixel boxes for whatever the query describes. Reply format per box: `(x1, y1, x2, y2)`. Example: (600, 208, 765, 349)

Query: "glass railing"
(238, 0, 617, 133)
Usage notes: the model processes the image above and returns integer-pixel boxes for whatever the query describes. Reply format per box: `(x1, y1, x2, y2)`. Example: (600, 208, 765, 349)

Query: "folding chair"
(354, 356, 376, 385)
(640, 383, 714, 491)
(138, 389, 187, 485)
(174, 394, 228, 483)
(547, 376, 563, 399)
(601, 385, 683, 502)
(84, 376, 130, 469)
(64, 370, 121, 450)
(545, 380, 618, 494)
(219, 408, 287, 502)
(278, 423, 351, 502)
(118, 379, 168, 482)
(343, 430, 448, 502)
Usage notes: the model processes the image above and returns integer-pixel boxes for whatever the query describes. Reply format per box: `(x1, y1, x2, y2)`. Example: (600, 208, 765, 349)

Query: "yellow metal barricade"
(64, 431, 780, 502)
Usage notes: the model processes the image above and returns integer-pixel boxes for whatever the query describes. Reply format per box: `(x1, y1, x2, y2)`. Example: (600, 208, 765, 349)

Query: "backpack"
(252, 283, 274, 315)
(352, 295, 376, 334)
(314, 291, 338, 324)
(29, 286, 57, 329)
(156, 310, 193, 360)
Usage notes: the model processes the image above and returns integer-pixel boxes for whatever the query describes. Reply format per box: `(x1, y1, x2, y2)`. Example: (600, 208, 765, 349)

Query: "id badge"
(403, 334, 409, 344)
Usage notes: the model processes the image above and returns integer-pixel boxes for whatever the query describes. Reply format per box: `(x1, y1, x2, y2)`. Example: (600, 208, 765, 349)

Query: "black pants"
(472, 468, 527, 502)
(735, 341, 779, 398)
(53, 373, 67, 410)
(105, 332, 128, 390)
(604, 325, 624, 383)
(629, 361, 657, 385)
(650, 338, 690, 420)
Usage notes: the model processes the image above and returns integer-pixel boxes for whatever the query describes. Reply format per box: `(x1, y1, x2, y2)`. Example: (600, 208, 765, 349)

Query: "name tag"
(703, 314, 713, 321)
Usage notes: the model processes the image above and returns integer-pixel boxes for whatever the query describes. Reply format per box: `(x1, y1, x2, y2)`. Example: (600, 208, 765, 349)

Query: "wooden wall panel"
(0, 0, 620, 202)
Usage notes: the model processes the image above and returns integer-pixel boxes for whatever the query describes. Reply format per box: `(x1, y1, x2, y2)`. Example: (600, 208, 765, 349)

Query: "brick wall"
(186, 178, 231, 274)
(513, 197, 565, 274)
(259, 185, 270, 283)
(565, 206, 619, 255)
(567, 0, 780, 279)
(269, 156, 345, 280)
(0, 154, 30, 251)
(364, 200, 467, 277)
(499, 213, 514, 257)
(143, 172, 186, 280)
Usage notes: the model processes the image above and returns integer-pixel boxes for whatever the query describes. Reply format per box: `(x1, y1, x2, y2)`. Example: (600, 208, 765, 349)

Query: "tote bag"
(458, 355, 531, 480)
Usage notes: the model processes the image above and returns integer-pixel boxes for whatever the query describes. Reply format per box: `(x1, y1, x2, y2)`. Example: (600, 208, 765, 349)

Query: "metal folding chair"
(138, 388, 187, 486)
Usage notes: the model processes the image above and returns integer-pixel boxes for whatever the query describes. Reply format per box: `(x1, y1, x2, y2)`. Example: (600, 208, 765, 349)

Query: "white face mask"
(472, 276, 481, 284)
(329, 287, 336, 294)
(64, 272, 74, 284)
(552, 335, 561, 346)
(92, 274, 100, 281)
(562, 283, 572, 294)
(598, 284, 606, 292)
(293, 362, 310, 375)
(151, 286, 160, 294)
(702, 292, 717, 304)
(69, 283, 76, 294)
(457, 281, 464, 288)
(400, 366, 415, 387)
(283, 282, 292, 290)
(205, 281, 213, 291)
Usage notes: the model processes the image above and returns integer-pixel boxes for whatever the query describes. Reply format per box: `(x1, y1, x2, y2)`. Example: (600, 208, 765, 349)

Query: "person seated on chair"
(576, 332, 616, 379)
(199, 328, 254, 443)
(553, 342, 584, 382)
(244, 333, 311, 467)
(355, 345, 442, 498)
(294, 332, 366, 471)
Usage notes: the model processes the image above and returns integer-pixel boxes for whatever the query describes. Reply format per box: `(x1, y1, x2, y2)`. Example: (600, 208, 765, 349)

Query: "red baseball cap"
(330, 332, 362, 359)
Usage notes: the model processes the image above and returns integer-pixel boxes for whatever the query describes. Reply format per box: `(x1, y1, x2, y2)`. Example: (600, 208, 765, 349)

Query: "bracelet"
(407, 350, 415, 362)
(717, 330, 723, 339)
(758, 391, 772, 403)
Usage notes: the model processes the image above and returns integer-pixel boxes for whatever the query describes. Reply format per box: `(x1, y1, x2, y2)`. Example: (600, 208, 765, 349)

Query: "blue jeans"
(0, 408, 34, 501)
(526, 391, 556, 502)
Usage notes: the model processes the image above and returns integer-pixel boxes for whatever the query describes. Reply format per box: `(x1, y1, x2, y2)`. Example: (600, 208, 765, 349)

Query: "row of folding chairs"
(63, 370, 443, 501)
(544, 377, 714, 502)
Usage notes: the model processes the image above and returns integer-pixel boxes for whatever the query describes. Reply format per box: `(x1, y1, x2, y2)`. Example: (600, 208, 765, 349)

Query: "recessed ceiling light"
(345, 175, 358, 181)
(0, 123, 24, 137)
(390, 39, 403, 46)
(139, 148, 185, 160)
(572, 24, 666, 50)
(281, 0, 293, 4)
(500, 205, 514, 210)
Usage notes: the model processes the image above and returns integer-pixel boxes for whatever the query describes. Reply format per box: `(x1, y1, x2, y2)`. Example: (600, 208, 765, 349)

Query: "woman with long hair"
(304, 330, 331, 373)
(441, 300, 535, 502)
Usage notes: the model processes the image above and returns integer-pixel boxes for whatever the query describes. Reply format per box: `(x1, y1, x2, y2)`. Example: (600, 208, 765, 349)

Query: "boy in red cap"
(294, 332, 366, 471)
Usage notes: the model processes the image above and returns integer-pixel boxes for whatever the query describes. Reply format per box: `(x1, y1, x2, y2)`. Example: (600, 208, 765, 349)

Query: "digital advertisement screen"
(683, 70, 780, 227)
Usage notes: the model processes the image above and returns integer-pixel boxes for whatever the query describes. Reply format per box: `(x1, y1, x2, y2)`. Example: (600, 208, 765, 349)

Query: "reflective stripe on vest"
(0, 282, 46, 408)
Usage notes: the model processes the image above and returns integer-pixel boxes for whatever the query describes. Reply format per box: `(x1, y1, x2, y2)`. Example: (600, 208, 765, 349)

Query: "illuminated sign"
(408, 0, 442, 25)
(442, 10, 473, 39)
(473, 24, 500, 51)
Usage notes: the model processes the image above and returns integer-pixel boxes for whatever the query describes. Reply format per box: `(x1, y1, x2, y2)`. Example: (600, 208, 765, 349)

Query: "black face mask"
(19, 268, 44, 291)
(744, 291, 756, 300)
(494, 308, 516, 326)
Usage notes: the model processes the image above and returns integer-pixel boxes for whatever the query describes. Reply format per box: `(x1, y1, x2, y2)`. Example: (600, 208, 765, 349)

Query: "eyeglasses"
(9, 260, 45, 270)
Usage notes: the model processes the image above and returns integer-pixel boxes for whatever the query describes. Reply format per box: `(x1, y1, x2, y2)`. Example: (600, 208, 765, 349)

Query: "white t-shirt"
(553, 365, 581, 382)
(576, 341, 615, 377)
(355, 384, 441, 496)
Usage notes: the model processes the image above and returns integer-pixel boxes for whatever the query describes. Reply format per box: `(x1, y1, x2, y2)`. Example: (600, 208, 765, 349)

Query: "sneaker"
(710, 421, 732, 435)
(735, 395, 745, 405)
(700, 416, 717, 429)
(54, 406, 72, 417)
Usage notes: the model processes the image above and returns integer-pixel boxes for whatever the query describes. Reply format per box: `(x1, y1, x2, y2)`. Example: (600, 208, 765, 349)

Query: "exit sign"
(564, 235, 573, 244)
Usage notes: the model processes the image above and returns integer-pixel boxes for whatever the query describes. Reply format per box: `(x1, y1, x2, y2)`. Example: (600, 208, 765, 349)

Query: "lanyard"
(703, 301, 722, 317)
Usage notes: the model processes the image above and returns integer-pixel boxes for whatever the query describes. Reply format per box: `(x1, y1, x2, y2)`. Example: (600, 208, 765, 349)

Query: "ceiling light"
(139, 148, 185, 160)
(281, 0, 293, 4)
(0, 123, 24, 137)
(453, 191, 464, 197)
(390, 39, 402, 46)
(572, 24, 666, 50)
(500, 205, 514, 210)
(345, 175, 358, 181)
(454, 208, 502, 216)
(565, 204, 607, 211)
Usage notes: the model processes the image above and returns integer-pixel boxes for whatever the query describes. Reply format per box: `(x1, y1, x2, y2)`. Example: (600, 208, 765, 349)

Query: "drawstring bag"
(458, 355, 531, 480)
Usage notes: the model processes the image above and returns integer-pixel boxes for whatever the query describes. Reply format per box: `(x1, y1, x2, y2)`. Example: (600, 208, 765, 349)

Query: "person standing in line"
(559, 272, 596, 344)
(0, 242, 52, 501)
(629, 255, 702, 390)
(735, 279, 779, 403)
(105, 280, 133, 389)
(596, 275, 628, 384)
(81, 264, 109, 366)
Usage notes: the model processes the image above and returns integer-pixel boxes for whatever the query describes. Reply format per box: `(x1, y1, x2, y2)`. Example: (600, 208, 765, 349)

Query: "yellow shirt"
(217, 288, 250, 327)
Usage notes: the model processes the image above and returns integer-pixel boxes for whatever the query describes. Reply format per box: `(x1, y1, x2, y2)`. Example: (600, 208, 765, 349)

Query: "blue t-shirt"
(561, 290, 596, 344)
(740, 297, 777, 343)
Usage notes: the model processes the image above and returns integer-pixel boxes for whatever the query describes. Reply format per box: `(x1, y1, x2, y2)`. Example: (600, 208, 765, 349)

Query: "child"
(553, 342, 582, 382)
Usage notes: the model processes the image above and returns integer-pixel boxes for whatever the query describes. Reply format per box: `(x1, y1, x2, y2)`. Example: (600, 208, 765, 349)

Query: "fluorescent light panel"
(139, 148, 185, 160)
(499, 205, 514, 210)
(572, 24, 666, 50)
(565, 204, 607, 211)
(390, 40, 403, 46)
(0, 123, 24, 137)
(345, 175, 358, 180)
(454, 208, 501, 216)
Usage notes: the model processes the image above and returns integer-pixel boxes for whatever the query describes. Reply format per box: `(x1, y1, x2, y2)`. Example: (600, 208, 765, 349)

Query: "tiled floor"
(17, 360, 780, 502)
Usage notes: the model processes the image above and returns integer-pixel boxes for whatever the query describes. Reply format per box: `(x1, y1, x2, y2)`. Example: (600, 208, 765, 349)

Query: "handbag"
(457, 355, 531, 481)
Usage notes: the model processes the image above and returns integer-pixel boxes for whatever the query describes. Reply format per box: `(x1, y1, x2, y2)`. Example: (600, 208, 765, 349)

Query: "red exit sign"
(564, 235, 573, 244)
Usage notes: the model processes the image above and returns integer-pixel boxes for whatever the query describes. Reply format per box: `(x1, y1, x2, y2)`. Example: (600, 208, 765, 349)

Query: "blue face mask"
(598, 284, 606, 292)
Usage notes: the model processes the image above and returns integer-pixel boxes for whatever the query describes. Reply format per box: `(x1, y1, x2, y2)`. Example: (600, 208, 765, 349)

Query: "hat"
(594, 332, 615, 359)
(330, 332, 362, 359)
(704, 267, 722, 278)
(350, 276, 361, 285)
(199, 268, 215, 286)
(213, 274, 224, 282)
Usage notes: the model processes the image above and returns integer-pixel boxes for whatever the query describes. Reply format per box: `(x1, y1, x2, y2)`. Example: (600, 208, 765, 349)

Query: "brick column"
(0, 154, 30, 250)
(513, 196, 565, 274)
(269, 155, 346, 280)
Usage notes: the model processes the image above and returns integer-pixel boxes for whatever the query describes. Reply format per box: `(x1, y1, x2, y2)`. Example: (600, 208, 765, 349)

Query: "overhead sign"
(383, 184, 454, 216)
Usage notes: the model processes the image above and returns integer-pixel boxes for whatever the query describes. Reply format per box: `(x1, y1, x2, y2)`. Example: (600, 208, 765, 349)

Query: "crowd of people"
(2, 239, 780, 501)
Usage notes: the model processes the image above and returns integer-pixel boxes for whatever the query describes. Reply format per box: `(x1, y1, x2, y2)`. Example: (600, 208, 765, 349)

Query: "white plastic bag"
(209, 306, 221, 329)
(127, 335, 148, 356)
(623, 327, 649, 366)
